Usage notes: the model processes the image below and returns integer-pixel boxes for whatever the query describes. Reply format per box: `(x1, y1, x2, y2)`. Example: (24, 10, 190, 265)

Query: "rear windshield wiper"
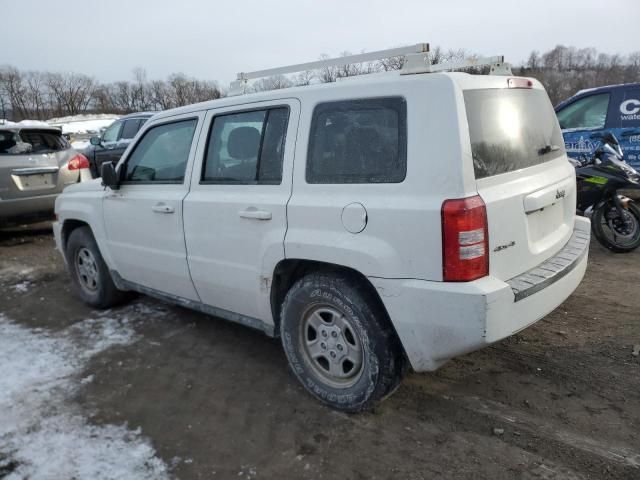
(538, 144, 560, 156)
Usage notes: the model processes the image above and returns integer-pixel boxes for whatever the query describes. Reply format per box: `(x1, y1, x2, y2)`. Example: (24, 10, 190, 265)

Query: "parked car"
(0, 126, 91, 226)
(555, 82, 640, 168)
(53, 48, 589, 412)
(83, 112, 155, 177)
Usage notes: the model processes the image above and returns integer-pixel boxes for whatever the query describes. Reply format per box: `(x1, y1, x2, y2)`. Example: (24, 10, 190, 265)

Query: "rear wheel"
(65, 226, 128, 308)
(280, 272, 405, 412)
(592, 201, 640, 253)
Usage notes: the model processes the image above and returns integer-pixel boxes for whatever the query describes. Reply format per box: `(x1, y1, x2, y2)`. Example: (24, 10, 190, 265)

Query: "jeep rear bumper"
(369, 216, 590, 372)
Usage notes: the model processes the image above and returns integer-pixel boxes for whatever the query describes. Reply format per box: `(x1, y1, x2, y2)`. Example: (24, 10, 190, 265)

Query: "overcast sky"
(2, 0, 638, 87)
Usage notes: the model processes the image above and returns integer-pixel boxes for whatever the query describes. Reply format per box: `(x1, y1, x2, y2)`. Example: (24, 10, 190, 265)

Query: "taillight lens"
(68, 154, 90, 170)
(441, 195, 489, 282)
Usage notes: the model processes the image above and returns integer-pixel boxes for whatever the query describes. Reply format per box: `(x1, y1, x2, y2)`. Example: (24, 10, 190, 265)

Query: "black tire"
(280, 272, 405, 412)
(591, 202, 640, 253)
(65, 226, 128, 308)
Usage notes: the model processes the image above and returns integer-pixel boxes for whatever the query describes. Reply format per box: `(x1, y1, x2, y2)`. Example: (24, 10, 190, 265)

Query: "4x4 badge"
(493, 241, 516, 252)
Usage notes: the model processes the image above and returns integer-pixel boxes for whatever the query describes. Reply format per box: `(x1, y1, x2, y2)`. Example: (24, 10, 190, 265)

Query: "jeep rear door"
(464, 84, 578, 281)
(183, 99, 299, 324)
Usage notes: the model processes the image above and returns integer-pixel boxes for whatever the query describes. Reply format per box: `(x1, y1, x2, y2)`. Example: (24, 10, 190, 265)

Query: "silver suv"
(0, 125, 91, 226)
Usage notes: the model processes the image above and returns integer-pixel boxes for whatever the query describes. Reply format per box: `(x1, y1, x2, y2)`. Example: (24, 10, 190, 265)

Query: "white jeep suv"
(54, 61, 590, 411)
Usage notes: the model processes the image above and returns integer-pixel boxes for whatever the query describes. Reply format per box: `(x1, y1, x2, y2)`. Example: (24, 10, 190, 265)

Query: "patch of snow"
(48, 114, 120, 135)
(48, 114, 121, 124)
(0, 266, 37, 284)
(0, 314, 169, 480)
(12, 281, 32, 293)
(238, 466, 257, 478)
(2, 115, 120, 135)
(17, 120, 49, 127)
(71, 139, 90, 150)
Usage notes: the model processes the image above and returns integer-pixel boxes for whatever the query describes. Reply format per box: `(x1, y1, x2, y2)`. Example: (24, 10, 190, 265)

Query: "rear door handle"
(152, 203, 175, 214)
(239, 208, 272, 220)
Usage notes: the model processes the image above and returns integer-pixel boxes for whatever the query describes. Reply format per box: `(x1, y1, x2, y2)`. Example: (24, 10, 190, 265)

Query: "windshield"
(1, 129, 68, 155)
(464, 88, 565, 179)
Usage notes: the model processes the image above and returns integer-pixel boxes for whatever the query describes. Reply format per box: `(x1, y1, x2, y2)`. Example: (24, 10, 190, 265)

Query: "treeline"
(516, 45, 640, 105)
(0, 47, 463, 121)
(0, 67, 221, 121)
(244, 45, 640, 107)
(1, 45, 639, 121)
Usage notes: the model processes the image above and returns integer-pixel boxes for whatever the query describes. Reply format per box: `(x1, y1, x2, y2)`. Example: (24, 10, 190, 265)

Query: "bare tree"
(0, 66, 29, 120)
(47, 72, 96, 116)
(131, 67, 153, 111)
(317, 54, 339, 83)
(149, 79, 172, 110)
(252, 75, 293, 92)
(526, 51, 541, 70)
(519, 44, 640, 105)
(378, 55, 406, 71)
(293, 70, 315, 86)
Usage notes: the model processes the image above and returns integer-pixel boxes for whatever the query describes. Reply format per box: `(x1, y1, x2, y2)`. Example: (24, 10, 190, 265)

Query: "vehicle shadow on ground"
(0, 222, 53, 247)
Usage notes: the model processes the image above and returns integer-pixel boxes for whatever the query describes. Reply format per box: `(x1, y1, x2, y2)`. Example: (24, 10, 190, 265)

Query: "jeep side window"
(123, 118, 197, 183)
(202, 107, 289, 184)
(102, 121, 122, 143)
(556, 93, 610, 130)
(306, 97, 407, 184)
(120, 119, 142, 140)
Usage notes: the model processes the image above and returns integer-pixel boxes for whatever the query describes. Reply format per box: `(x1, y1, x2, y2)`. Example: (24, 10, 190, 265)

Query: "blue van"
(555, 82, 640, 168)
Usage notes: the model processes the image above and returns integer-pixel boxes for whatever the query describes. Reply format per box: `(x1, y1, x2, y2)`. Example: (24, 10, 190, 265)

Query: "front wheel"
(591, 201, 640, 253)
(65, 226, 128, 308)
(280, 272, 405, 412)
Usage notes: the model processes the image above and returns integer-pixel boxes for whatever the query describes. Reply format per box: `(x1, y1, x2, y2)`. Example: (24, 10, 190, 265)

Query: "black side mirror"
(90, 136, 102, 146)
(101, 162, 120, 190)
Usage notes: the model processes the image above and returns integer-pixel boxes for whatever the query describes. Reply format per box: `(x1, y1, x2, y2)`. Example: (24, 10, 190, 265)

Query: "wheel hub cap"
(300, 305, 363, 388)
(75, 247, 99, 292)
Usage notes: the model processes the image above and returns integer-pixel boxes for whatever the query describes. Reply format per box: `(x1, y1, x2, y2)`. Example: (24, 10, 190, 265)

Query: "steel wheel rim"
(299, 304, 364, 389)
(75, 247, 99, 293)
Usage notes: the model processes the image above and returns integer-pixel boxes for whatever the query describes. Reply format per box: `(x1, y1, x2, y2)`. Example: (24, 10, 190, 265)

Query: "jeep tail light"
(68, 154, 90, 170)
(441, 195, 489, 282)
(507, 78, 533, 89)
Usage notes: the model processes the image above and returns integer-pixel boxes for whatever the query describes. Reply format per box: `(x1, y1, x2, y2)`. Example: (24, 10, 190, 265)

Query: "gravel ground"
(0, 222, 638, 479)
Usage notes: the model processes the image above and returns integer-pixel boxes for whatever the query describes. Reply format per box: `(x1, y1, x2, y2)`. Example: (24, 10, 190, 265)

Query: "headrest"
(228, 126, 261, 160)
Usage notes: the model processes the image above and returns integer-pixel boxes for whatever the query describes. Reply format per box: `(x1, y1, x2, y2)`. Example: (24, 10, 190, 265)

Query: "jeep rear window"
(464, 89, 565, 179)
(307, 97, 407, 184)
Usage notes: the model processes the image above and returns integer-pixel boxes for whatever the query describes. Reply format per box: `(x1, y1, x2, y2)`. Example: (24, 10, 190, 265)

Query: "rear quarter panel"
(285, 74, 476, 281)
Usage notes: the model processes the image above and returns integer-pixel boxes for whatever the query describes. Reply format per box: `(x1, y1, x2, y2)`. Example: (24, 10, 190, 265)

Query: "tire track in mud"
(487, 342, 640, 403)
(394, 328, 640, 480)
(390, 383, 639, 479)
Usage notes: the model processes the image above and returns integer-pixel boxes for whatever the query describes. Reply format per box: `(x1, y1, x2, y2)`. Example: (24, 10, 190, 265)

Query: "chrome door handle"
(152, 203, 175, 214)
(239, 208, 272, 220)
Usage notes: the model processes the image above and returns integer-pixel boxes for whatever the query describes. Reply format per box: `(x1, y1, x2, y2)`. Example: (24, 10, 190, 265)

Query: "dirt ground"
(0, 222, 639, 480)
